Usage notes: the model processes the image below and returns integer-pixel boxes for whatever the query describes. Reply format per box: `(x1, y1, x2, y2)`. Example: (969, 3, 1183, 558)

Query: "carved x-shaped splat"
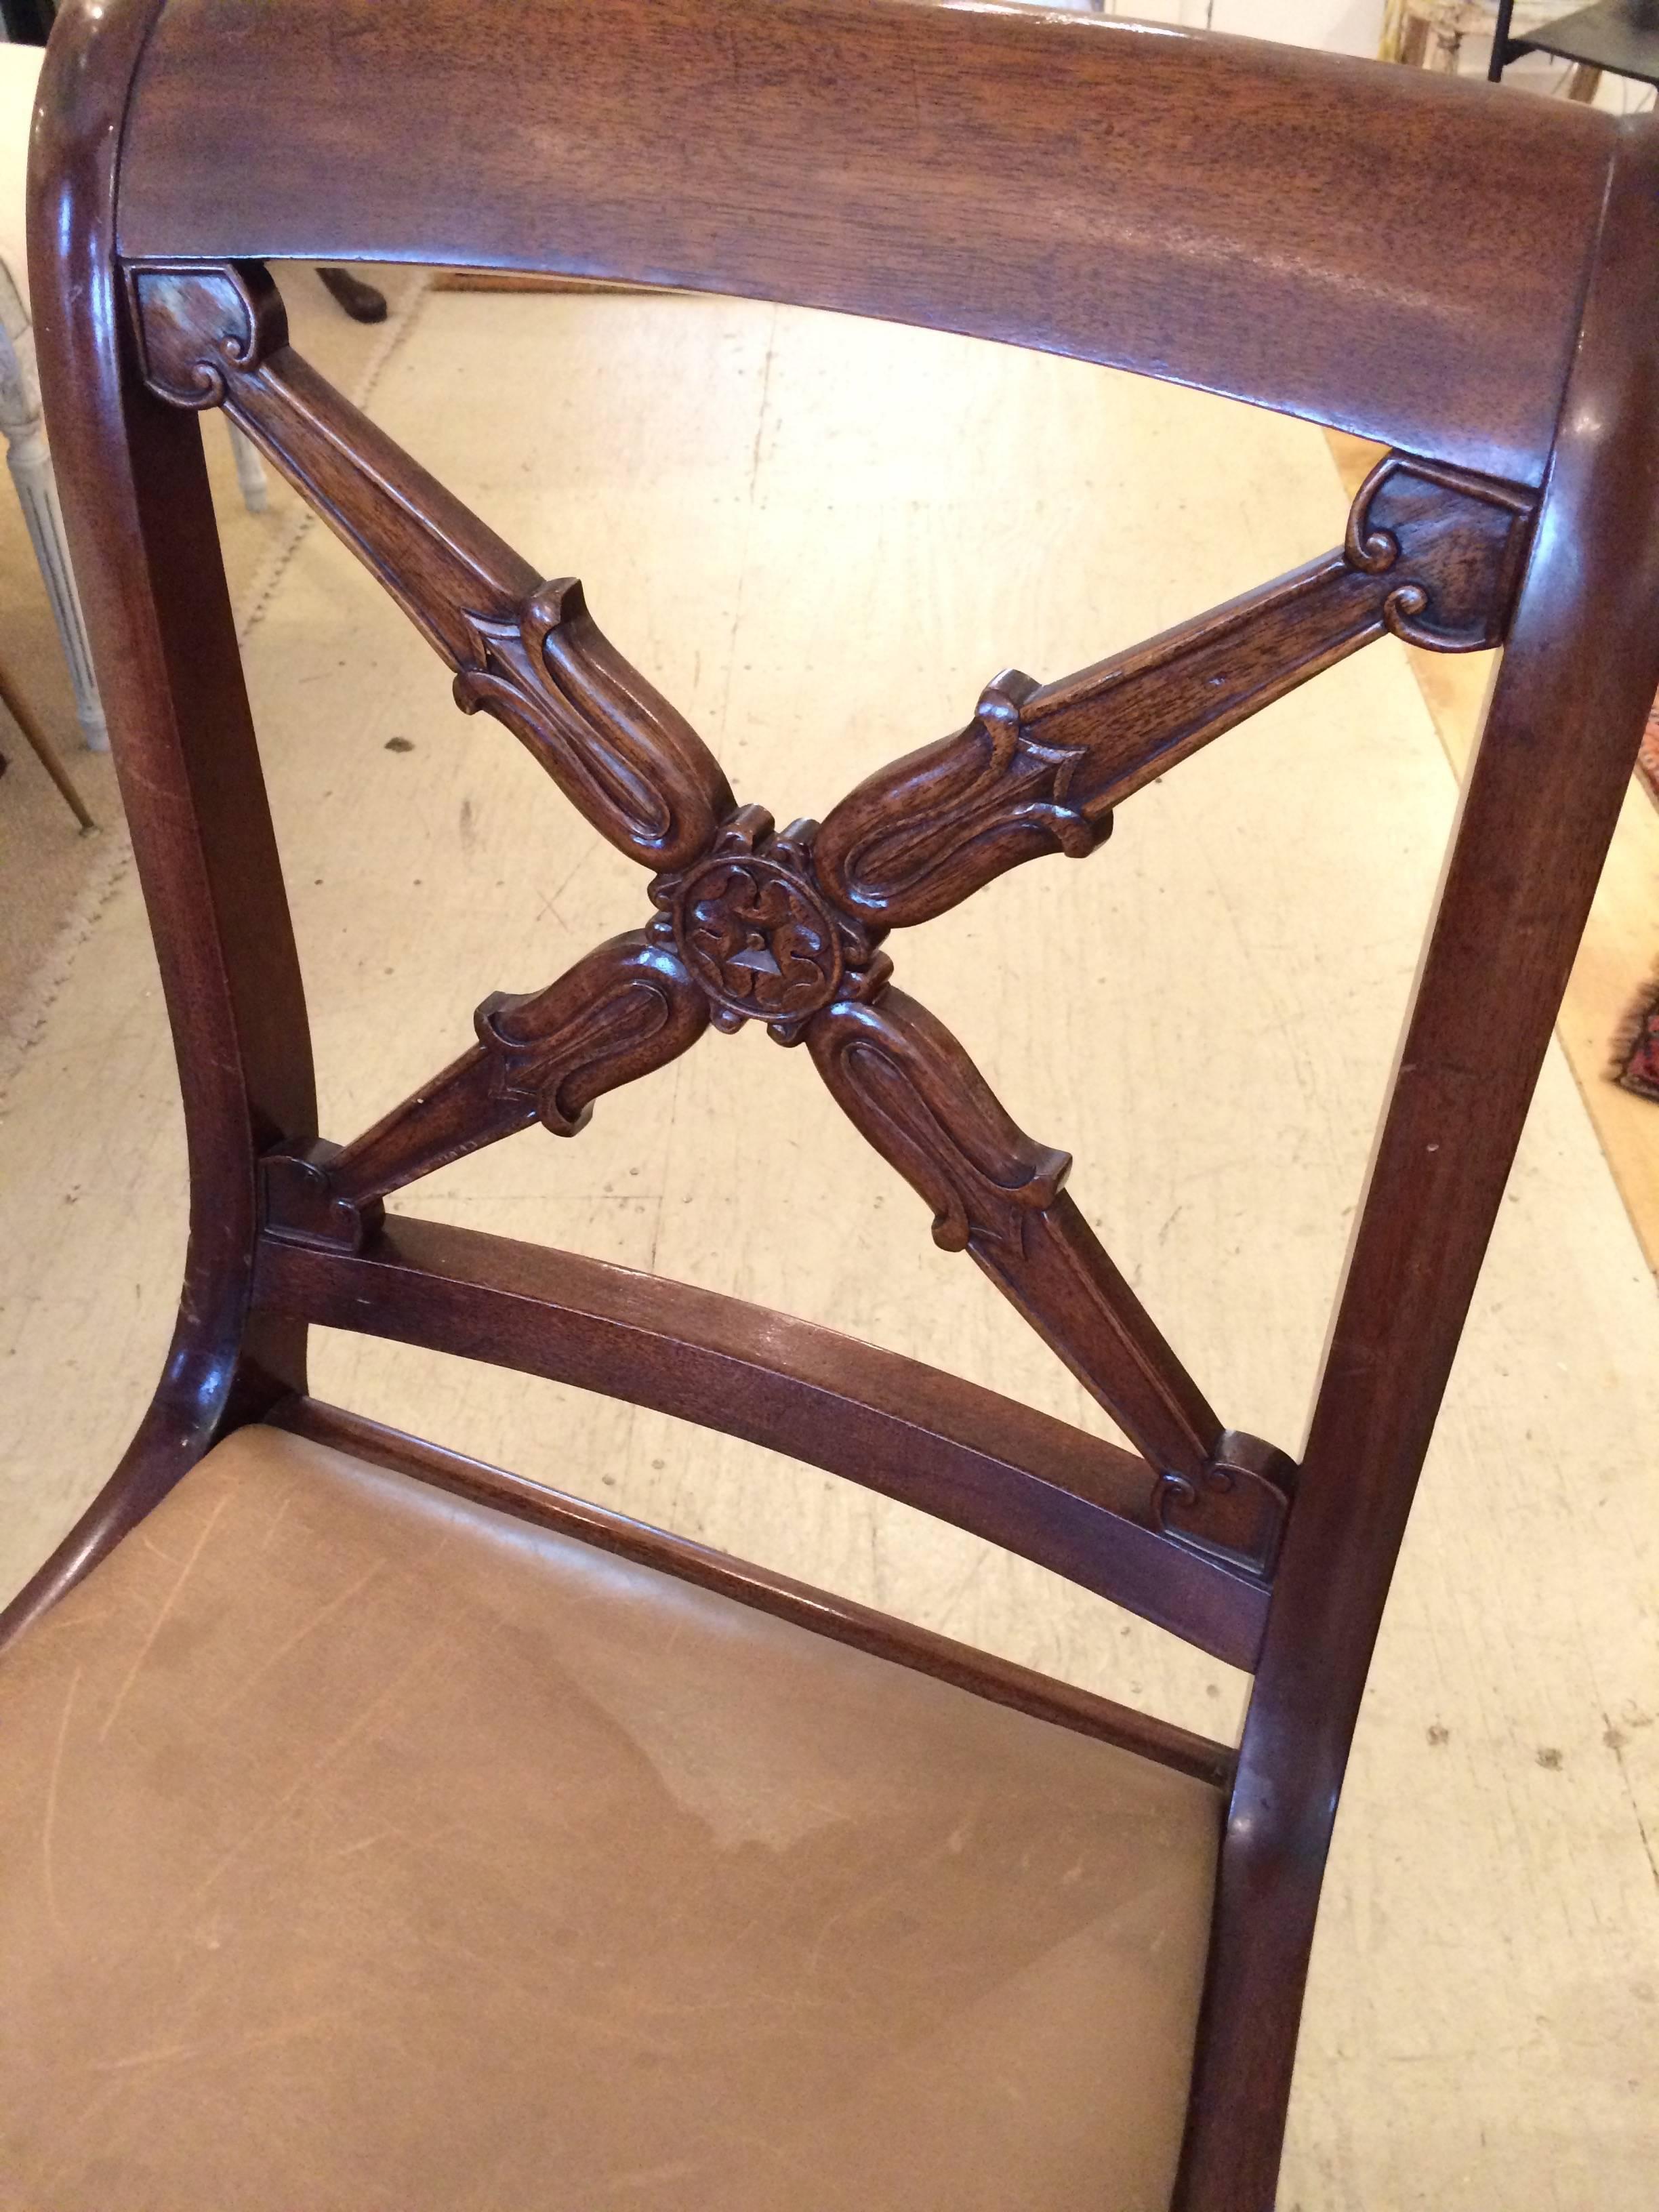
(129, 260, 1538, 1580)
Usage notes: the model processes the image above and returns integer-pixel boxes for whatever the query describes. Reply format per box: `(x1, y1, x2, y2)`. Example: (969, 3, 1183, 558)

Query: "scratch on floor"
(745, 316, 779, 510)
(710, 304, 781, 755)
(1601, 1701, 1659, 1894)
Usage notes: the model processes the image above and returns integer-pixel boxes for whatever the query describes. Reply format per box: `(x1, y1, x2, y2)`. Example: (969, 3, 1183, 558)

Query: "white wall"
(1209, 0, 1387, 59)
(1017, 0, 1387, 60)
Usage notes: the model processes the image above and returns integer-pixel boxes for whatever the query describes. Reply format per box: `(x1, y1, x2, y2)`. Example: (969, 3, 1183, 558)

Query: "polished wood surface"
(1180, 125, 1659, 2207)
(1326, 427, 1659, 1284)
(813, 453, 1534, 928)
(111, 0, 1614, 485)
(16, 1, 1659, 2205)
(9, 0, 312, 1647)
(128, 251, 1538, 1598)
(254, 1216, 1271, 1671)
(127, 262, 1540, 930)
(272, 1395, 1237, 1789)
(129, 260, 737, 872)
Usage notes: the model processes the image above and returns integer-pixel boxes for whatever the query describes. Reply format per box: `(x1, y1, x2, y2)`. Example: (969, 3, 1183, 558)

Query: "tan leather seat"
(0, 1427, 1219, 2210)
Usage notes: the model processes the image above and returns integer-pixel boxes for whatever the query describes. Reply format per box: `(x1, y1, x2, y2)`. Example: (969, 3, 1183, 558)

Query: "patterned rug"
(1619, 982, 1659, 1103)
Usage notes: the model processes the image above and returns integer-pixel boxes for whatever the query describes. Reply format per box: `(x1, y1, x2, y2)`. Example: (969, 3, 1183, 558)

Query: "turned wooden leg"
(316, 266, 388, 323)
(0, 269, 109, 752)
(1427, 0, 1465, 73)
(0, 650, 96, 832)
(1566, 62, 1603, 101)
(226, 419, 270, 512)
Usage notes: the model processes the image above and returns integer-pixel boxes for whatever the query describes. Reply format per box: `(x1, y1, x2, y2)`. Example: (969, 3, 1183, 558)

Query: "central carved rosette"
(680, 857, 836, 1020)
(152, 254, 1542, 1589)
(649, 804, 888, 1041)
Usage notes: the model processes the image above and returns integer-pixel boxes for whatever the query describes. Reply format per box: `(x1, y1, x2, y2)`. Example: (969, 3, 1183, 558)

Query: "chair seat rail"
(19, 3, 1659, 2207)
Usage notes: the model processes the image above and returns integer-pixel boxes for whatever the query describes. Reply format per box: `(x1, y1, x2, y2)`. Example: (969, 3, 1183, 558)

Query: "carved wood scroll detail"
(127, 261, 731, 872)
(477, 931, 709, 1136)
(261, 933, 706, 1250)
(134, 261, 1537, 1582)
(1155, 1429, 1299, 1579)
(813, 454, 1536, 926)
(647, 803, 890, 1041)
(806, 988, 1229, 1490)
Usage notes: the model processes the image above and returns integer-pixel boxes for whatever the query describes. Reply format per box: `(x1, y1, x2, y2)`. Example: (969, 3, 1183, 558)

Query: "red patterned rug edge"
(1620, 711, 1659, 1101)
(1614, 965, 1659, 1104)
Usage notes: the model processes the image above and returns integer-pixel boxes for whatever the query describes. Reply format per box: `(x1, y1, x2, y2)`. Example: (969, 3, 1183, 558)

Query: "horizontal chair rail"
(24, 5, 1659, 2205)
(115, 0, 1614, 485)
(270, 1395, 1236, 1788)
(252, 1216, 1271, 1669)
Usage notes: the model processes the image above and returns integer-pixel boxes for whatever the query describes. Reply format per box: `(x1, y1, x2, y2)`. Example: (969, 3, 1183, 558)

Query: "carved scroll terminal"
(260, 935, 707, 1249)
(146, 255, 1488, 1589)
(1155, 1430, 1296, 1578)
(128, 260, 732, 875)
(814, 453, 1538, 928)
(806, 987, 1227, 1485)
(476, 930, 709, 1135)
(806, 987, 1070, 1257)
(451, 580, 731, 872)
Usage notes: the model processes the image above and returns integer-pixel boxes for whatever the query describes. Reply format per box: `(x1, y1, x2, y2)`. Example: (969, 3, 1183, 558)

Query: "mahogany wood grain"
(129, 260, 733, 872)
(260, 930, 710, 1246)
(253, 1214, 1271, 1671)
(21, 1, 1659, 2204)
(814, 455, 1536, 926)
(1175, 122, 1659, 2212)
(124, 260, 1542, 949)
(126, 253, 1527, 1586)
(268, 1395, 1237, 1791)
(806, 984, 1229, 1490)
(112, 0, 1615, 485)
(3, 0, 305, 1657)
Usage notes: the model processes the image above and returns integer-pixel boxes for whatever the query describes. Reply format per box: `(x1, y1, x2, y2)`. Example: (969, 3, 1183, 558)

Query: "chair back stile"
(16, 4, 1659, 2206)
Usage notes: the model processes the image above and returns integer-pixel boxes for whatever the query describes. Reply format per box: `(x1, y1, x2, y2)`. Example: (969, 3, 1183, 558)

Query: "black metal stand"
(0, 0, 56, 44)
(1490, 0, 1659, 91)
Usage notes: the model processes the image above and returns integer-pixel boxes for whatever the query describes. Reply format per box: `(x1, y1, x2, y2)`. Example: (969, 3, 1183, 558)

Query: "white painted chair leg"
(227, 419, 270, 513)
(0, 266, 108, 752)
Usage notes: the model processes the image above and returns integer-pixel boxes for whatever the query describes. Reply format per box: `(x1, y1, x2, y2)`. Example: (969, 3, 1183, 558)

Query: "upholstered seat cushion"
(0, 1425, 1219, 2210)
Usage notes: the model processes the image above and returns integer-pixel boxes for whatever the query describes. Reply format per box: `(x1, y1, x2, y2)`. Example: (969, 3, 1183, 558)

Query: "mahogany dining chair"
(4, 3, 1657, 2207)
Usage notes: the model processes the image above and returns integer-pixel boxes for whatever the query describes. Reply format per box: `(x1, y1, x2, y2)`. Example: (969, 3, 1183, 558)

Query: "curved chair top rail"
(112, 0, 1614, 488)
(23, 7, 1659, 2196)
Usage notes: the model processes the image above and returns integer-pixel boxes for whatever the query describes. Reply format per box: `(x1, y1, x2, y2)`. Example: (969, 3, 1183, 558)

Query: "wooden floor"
(1, 285, 1655, 2207)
